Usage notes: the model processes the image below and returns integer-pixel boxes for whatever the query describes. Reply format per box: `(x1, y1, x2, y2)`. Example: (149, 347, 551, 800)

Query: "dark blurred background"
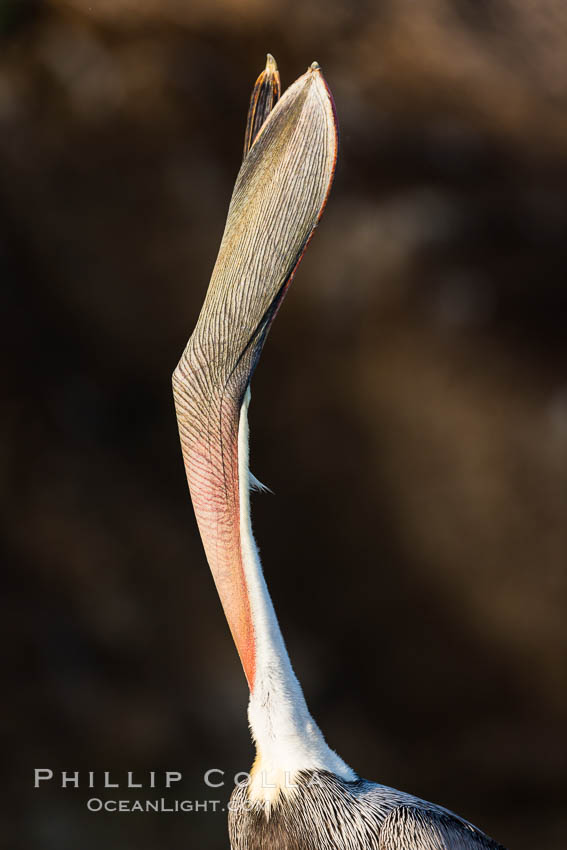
(2, 0, 566, 847)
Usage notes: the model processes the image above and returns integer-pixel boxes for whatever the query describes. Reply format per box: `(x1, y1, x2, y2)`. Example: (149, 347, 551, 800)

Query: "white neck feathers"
(237, 388, 355, 802)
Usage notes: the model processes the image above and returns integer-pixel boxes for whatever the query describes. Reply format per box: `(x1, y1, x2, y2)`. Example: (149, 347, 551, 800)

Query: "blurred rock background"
(1, 0, 566, 848)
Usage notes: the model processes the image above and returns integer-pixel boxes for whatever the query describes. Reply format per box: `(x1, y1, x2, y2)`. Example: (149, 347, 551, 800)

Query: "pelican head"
(173, 58, 337, 691)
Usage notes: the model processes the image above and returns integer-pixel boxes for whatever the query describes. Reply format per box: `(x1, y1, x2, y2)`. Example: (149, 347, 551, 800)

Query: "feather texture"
(229, 771, 506, 850)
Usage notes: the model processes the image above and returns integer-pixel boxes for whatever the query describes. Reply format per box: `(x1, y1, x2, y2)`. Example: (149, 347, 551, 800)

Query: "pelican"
(173, 55, 505, 850)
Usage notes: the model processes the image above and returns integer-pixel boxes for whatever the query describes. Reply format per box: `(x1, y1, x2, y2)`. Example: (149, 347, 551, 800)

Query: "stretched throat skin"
(236, 388, 355, 803)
